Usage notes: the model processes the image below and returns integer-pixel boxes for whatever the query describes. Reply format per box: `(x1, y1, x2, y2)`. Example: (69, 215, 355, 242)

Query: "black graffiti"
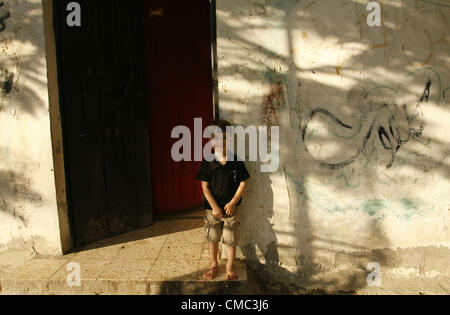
(420, 79, 431, 102)
(302, 80, 431, 170)
(2, 72, 13, 94)
(0, 1, 10, 33)
(0, 66, 13, 95)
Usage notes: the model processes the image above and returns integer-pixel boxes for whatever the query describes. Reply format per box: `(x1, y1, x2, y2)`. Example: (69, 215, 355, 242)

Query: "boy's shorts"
(204, 208, 240, 247)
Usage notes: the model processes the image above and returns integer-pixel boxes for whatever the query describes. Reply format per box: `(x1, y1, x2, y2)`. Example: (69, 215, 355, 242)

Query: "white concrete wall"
(217, 0, 450, 286)
(0, 0, 62, 255)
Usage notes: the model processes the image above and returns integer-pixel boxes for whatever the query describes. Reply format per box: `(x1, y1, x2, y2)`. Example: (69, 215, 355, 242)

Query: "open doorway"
(53, 0, 216, 247)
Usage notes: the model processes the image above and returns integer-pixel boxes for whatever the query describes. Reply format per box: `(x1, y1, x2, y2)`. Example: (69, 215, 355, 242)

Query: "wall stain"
(261, 80, 284, 129)
(443, 87, 450, 100)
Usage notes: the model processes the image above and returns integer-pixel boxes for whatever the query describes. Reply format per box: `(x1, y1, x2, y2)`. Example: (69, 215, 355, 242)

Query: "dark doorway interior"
(145, 0, 214, 215)
(53, 0, 215, 247)
(53, 0, 153, 247)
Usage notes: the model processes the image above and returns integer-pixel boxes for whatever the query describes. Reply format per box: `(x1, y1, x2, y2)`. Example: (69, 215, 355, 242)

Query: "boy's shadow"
(239, 161, 297, 293)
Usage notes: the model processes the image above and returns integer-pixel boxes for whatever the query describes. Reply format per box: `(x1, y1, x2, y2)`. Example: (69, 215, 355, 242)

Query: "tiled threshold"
(0, 218, 249, 295)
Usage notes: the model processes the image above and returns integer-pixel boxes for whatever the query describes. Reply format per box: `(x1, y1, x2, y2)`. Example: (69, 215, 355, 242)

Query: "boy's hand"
(212, 207, 224, 218)
(224, 202, 237, 217)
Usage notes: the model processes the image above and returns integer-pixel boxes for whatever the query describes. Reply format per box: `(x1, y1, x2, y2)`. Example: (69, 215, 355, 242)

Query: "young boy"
(196, 120, 250, 280)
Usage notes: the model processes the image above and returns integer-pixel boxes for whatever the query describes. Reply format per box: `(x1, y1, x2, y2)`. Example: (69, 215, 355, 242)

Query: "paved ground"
(0, 211, 248, 295)
(246, 265, 450, 295)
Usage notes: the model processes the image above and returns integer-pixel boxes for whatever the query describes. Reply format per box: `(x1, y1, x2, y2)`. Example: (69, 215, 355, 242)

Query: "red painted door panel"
(145, 0, 214, 214)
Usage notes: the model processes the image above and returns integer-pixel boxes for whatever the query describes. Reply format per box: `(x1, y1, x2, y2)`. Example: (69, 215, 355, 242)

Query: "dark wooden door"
(53, 0, 153, 247)
(145, 0, 214, 215)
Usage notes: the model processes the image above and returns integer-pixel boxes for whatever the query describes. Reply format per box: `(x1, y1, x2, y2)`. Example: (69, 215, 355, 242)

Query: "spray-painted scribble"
(421, 0, 450, 8)
(286, 168, 424, 219)
(0, 2, 10, 32)
(302, 80, 431, 170)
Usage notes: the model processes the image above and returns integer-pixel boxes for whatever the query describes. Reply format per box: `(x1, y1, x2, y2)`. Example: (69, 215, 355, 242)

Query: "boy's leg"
(222, 214, 240, 280)
(225, 245, 238, 280)
(203, 211, 222, 280)
(204, 241, 219, 279)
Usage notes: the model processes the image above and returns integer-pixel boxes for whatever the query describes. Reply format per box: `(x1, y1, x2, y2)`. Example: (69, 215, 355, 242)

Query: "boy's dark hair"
(211, 119, 232, 134)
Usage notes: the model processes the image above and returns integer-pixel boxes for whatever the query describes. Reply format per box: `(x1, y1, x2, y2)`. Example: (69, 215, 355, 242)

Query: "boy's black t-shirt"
(196, 154, 250, 210)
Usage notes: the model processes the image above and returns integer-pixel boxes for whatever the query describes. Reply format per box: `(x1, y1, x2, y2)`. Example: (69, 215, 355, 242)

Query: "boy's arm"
(201, 181, 224, 218)
(224, 180, 247, 216)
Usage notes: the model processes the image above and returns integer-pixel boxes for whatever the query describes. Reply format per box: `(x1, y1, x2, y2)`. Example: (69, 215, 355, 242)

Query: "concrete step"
(0, 259, 248, 295)
(0, 218, 250, 295)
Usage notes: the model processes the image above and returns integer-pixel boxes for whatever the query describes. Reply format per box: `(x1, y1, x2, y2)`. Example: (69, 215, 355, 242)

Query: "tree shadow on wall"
(216, 0, 449, 294)
(0, 169, 43, 227)
(0, 1, 48, 237)
(0, 0, 48, 116)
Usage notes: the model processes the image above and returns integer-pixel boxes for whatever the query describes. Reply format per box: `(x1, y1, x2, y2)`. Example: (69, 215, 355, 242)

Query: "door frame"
(42, 0, 73, 254)
(42, 0, 219, 253)
(210, 0, 220, 120)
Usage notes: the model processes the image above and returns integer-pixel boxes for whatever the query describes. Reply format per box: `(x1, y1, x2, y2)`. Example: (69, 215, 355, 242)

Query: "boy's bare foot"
(203, 265, 219, 280)
(226, 264, 238, 281)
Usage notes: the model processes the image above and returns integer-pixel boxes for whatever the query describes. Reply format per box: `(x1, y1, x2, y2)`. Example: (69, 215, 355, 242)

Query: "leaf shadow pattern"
(216, 0, 449, 293)
(0, 3, 49, 228)
(0, 169, 43, 226)
(0, 0, 48, 116)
